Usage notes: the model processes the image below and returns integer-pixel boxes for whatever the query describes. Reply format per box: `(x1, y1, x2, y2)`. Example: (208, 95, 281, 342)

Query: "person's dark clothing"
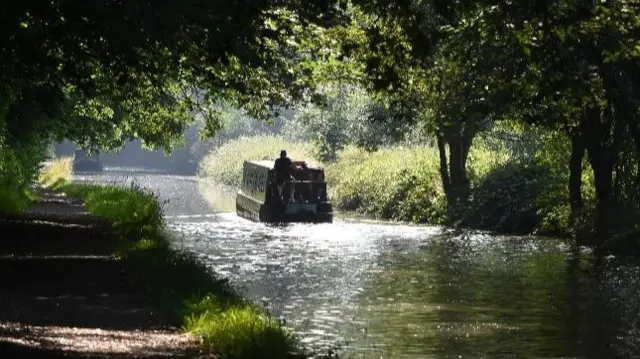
(274, 157, 294, 182)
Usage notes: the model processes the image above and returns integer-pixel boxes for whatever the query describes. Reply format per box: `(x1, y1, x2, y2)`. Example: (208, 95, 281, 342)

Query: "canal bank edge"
(40, 164, 331, 359)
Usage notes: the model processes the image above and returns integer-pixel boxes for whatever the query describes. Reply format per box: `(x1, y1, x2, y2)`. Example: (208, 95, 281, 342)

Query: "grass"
(55, 182, 165, 238)
(40, 162, 321, 359)
(39, 156, 72, 187)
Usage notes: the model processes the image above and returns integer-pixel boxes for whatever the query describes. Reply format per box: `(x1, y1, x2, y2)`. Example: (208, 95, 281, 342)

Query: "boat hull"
(73, 160, 104, 172)
(236, 192, 333, 223)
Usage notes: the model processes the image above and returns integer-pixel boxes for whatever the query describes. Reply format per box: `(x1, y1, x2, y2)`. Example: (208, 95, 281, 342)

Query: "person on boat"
(273, 150, 296, 203)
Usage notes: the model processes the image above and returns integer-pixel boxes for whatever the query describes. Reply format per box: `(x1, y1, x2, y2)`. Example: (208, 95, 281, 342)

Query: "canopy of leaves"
(330, 0, 638, 135)
(0, 0, 346, 151)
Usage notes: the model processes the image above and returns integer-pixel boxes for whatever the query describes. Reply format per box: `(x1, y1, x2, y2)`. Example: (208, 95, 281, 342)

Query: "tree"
(0, 0, 345, 152)
(330, 0, 638, 239)
(499, 0, 640, 238)
(330, 3, 525, 218)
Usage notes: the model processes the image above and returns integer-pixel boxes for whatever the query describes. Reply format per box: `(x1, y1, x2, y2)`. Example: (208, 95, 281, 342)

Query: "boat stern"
(269, 202, 333, 223)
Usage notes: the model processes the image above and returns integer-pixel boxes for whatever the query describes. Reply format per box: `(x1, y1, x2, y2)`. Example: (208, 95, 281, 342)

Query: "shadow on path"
(0, 189, 202, 358)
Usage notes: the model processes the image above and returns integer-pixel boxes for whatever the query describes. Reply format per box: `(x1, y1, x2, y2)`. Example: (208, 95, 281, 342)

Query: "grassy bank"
(325, 146, 448, 224)
(40, 159, 320, 359)
(197, 135, 597, 237)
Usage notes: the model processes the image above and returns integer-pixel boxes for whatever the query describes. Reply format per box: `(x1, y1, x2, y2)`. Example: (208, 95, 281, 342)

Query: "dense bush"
(198, 135, 317, 187)
(292, 85, 388, 161)
(326, 146, 447, 223)
(0, 143, 48, 214)
(461, 161, 554, 234)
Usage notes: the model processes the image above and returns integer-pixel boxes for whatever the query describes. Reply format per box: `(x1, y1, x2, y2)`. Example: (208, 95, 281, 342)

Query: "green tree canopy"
(329, 0, 638, 236)
(0, 0, 344, 151)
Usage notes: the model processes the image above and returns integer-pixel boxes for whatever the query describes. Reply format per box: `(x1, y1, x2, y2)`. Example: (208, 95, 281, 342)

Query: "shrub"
(0, 185, 34, 214)
(0, 144, 47, 214)
(462, 161, 553, 234)
(466, 136, 512, 183)
(326, 146, 447, 223)
(533, 132, 596, 236)
(198, 135, 317, 187)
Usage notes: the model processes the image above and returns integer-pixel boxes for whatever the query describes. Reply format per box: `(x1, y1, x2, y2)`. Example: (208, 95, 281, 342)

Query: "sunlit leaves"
(0, 0, 347, 152)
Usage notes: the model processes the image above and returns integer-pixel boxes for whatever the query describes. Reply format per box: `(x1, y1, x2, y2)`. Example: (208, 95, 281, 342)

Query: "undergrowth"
(326, 146, 447, 224)
(0, 145, 46, 214)
(39, 156, 72, 187)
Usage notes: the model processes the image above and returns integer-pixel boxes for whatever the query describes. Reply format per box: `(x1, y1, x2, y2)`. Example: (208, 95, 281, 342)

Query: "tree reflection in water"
(347, 233, 636, 359)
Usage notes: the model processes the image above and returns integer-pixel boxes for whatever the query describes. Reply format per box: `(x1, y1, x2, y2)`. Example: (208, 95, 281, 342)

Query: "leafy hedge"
(0, 144, 47, 214)
(325, 146, 447, 223)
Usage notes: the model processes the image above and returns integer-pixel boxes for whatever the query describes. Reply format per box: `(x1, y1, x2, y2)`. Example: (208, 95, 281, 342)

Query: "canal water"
(75, 168, 640, 359)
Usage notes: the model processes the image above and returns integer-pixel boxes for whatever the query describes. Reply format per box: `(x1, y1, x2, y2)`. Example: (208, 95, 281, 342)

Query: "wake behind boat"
(236, 159, 333, 223)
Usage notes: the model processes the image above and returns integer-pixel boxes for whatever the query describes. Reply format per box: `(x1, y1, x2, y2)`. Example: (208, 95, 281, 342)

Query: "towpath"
(0, 188, 202, 358)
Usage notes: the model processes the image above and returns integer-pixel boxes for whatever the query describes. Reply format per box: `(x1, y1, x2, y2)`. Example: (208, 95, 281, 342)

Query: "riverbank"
(197, 136, 575, 236)
(197, 135, 640, 247)
(0, 187, 200, 358)
(53, 181, 310, 358)
(0, 160, 327, 359)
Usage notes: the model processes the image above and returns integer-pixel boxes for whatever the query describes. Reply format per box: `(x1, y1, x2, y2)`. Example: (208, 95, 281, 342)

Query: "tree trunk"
(436, 133, 450, 195)
(448, 137, 467, 202)
(628, 120, 640, 201)
(590, 153, 614, 237)
(437, 120, 476, 221)
(613, 157, 623, 204)
(583, 51, 629, 238)
(583, 106, 619, 239)
(625, 107, 640, 203)
(568, 128, 586, 234)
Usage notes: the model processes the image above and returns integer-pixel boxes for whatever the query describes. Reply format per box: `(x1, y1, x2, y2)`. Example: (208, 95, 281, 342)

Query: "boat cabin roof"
(245, 160, 322, 171)
(74, 149, 87, 158)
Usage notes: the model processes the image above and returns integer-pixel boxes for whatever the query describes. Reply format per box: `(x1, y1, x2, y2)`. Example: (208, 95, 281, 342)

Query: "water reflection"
(75, 169, 640, 359)
(349, 235, 567, 358)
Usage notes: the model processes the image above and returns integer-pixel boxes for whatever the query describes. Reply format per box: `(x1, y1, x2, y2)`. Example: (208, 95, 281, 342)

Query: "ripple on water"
(79, 171, 640, 359)
(170, 217, 640, 359)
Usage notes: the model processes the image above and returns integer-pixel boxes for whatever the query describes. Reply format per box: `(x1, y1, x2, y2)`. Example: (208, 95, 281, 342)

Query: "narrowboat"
(236, 160, 333, 223)
(72, 149, 104, 172)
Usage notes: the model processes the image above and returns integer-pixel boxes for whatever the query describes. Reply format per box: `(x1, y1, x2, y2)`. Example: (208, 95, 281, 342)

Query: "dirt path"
(0, 189, 203, 358)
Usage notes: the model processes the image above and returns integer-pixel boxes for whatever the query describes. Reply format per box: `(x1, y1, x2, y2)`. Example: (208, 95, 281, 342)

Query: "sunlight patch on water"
(168, 217, 443, 350)
(77, 170, 640, 359)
